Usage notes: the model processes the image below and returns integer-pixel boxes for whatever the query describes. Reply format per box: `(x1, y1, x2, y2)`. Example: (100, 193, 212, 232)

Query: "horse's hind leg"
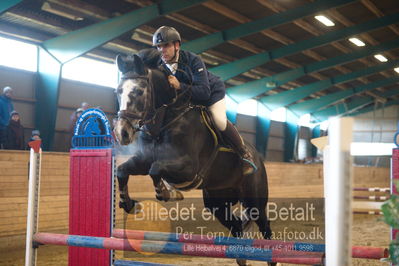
(202, 190, 243, 237)
(253, 203, 275, 266)
(203, 190, 250, 266)
(256, 208, 272, 240)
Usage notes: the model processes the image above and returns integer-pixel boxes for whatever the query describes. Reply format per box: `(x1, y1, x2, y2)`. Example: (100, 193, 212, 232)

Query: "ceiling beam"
(312, 97, 373, 122)
(42, 0, 206, 63)
(210, 12, 399, 81)
(364, 91, 387, 104)
(182, 0, 355, 53)
(326, 8, 394, 80)
(46, 0, 110, 21)
(198, 0, 350, 93)
(131, 1, 292, 88)
(361, 0, 399, 36)
(6, 4, 155, 57)
(0, 0, 22, 15)
(311, 88, 399, 122)
(260, 59, 399, 110)
(349, 99, 399, 117)
(256, 0, 364, 96)
(289, 76, 399, 116)
(227, 37, 399, 102)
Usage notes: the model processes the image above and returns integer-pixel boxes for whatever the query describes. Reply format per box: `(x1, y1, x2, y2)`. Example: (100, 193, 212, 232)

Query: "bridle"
(117, 70, 155, 131)
(117, 68, 191, 134)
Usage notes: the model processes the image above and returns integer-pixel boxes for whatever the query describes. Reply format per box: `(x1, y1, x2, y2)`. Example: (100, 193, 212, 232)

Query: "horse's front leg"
(117, 155, 149, 213)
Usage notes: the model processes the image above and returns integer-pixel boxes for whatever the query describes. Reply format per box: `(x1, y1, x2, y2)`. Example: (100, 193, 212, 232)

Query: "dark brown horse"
(114, 50, 273, 265)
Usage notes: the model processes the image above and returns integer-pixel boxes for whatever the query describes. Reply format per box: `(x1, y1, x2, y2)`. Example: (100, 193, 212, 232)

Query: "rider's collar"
(165, 50, 179, 75)
(166, 62, 178, 75)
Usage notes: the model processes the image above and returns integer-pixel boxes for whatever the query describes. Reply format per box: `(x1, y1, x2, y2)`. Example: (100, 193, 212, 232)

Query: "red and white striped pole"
(25, 140, 42, 266)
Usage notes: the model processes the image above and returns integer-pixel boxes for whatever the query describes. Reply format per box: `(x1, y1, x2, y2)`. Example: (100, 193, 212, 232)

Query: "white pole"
(25, 144, 42, 266)
(325, 117, 353, 266)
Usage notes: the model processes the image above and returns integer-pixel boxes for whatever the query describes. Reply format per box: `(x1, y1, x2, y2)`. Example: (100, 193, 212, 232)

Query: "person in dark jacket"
(153, 26, 256, 176)
(0, 86, 14, 149)
(5, 110, 24, 150)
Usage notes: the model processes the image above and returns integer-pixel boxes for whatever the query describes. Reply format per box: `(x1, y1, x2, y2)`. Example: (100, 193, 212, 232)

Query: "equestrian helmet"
(153, 26, 181, 46)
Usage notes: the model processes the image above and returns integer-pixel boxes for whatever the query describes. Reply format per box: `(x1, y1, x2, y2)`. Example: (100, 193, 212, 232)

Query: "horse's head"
(114, 54, 152, 144)
(114, 51, 174, 144)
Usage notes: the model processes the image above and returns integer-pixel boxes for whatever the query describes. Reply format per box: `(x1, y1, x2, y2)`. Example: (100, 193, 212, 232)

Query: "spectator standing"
(26, 130, 42, 150)
(5, 110, 24, 150)
(30, 130, 41, 141)
(68, 102, 89, 134)
(69, 108, 84, 135)
(0, 86, 14, 149)
(81, 102, 89, 111)
(68, 108, 84, 148)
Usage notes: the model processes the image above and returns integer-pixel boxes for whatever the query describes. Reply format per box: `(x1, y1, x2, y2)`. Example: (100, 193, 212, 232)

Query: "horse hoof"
(155, 189, 184, 202)
(236, 259, 247, 266)
(119, 200, 140, 214)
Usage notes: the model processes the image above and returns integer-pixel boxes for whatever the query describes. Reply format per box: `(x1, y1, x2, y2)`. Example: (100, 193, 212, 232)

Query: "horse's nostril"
(122, 129, 129, 139)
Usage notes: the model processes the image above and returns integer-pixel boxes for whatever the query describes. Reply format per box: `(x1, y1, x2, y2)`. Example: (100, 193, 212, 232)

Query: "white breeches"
(209, 98, 227, 131)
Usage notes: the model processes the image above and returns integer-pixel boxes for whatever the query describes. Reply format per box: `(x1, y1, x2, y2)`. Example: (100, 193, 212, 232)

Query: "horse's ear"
(132, 54, 147, 76)
(116, 54, 128, 73)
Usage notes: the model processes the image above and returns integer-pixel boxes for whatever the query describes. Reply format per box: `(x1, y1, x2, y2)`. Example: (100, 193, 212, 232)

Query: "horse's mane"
(136, 48, 162, 69)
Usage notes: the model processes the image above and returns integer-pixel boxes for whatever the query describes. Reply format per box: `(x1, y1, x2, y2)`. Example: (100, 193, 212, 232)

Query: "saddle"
(155, 106, 237, 201)
(167, 107, 234, 193)
(199, 106, 234, 153)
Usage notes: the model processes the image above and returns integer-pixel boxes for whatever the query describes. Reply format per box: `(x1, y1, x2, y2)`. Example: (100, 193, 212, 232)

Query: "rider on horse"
(153, 26, 257, 176)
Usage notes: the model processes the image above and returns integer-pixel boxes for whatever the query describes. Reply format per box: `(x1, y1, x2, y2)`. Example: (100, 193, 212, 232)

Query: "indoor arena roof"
(1, 0, 398, 121)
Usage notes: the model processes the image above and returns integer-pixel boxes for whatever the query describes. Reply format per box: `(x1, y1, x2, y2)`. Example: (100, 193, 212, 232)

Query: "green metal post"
(284, 110, 300, 162)
(35, 47, 62, 150)
(311, 125, 321, 158)
(256, 103, 271, 157)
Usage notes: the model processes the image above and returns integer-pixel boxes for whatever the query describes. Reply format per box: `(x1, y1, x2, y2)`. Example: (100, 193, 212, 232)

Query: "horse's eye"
(132, 89, 144, 97)
(138, 80, 147, 87)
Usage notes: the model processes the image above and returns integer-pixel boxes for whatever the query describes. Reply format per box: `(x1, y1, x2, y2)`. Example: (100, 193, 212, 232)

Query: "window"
(0, 36, 37, 71)
(298, 113, 315, 128)
(270, 107, 286, 122)
(350, 142, 395, 156)
(62, 57, 118, 88)
(319, 120, 329, 131)
(237, 99, 258, 116)
(226, 95, 238, 110)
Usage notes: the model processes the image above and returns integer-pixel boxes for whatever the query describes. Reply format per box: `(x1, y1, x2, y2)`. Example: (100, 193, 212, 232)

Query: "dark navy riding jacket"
(163, 50, 225, 107)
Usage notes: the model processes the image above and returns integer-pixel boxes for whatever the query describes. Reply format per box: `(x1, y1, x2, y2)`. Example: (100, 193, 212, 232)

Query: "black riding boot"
(222, 121, 257, 175)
